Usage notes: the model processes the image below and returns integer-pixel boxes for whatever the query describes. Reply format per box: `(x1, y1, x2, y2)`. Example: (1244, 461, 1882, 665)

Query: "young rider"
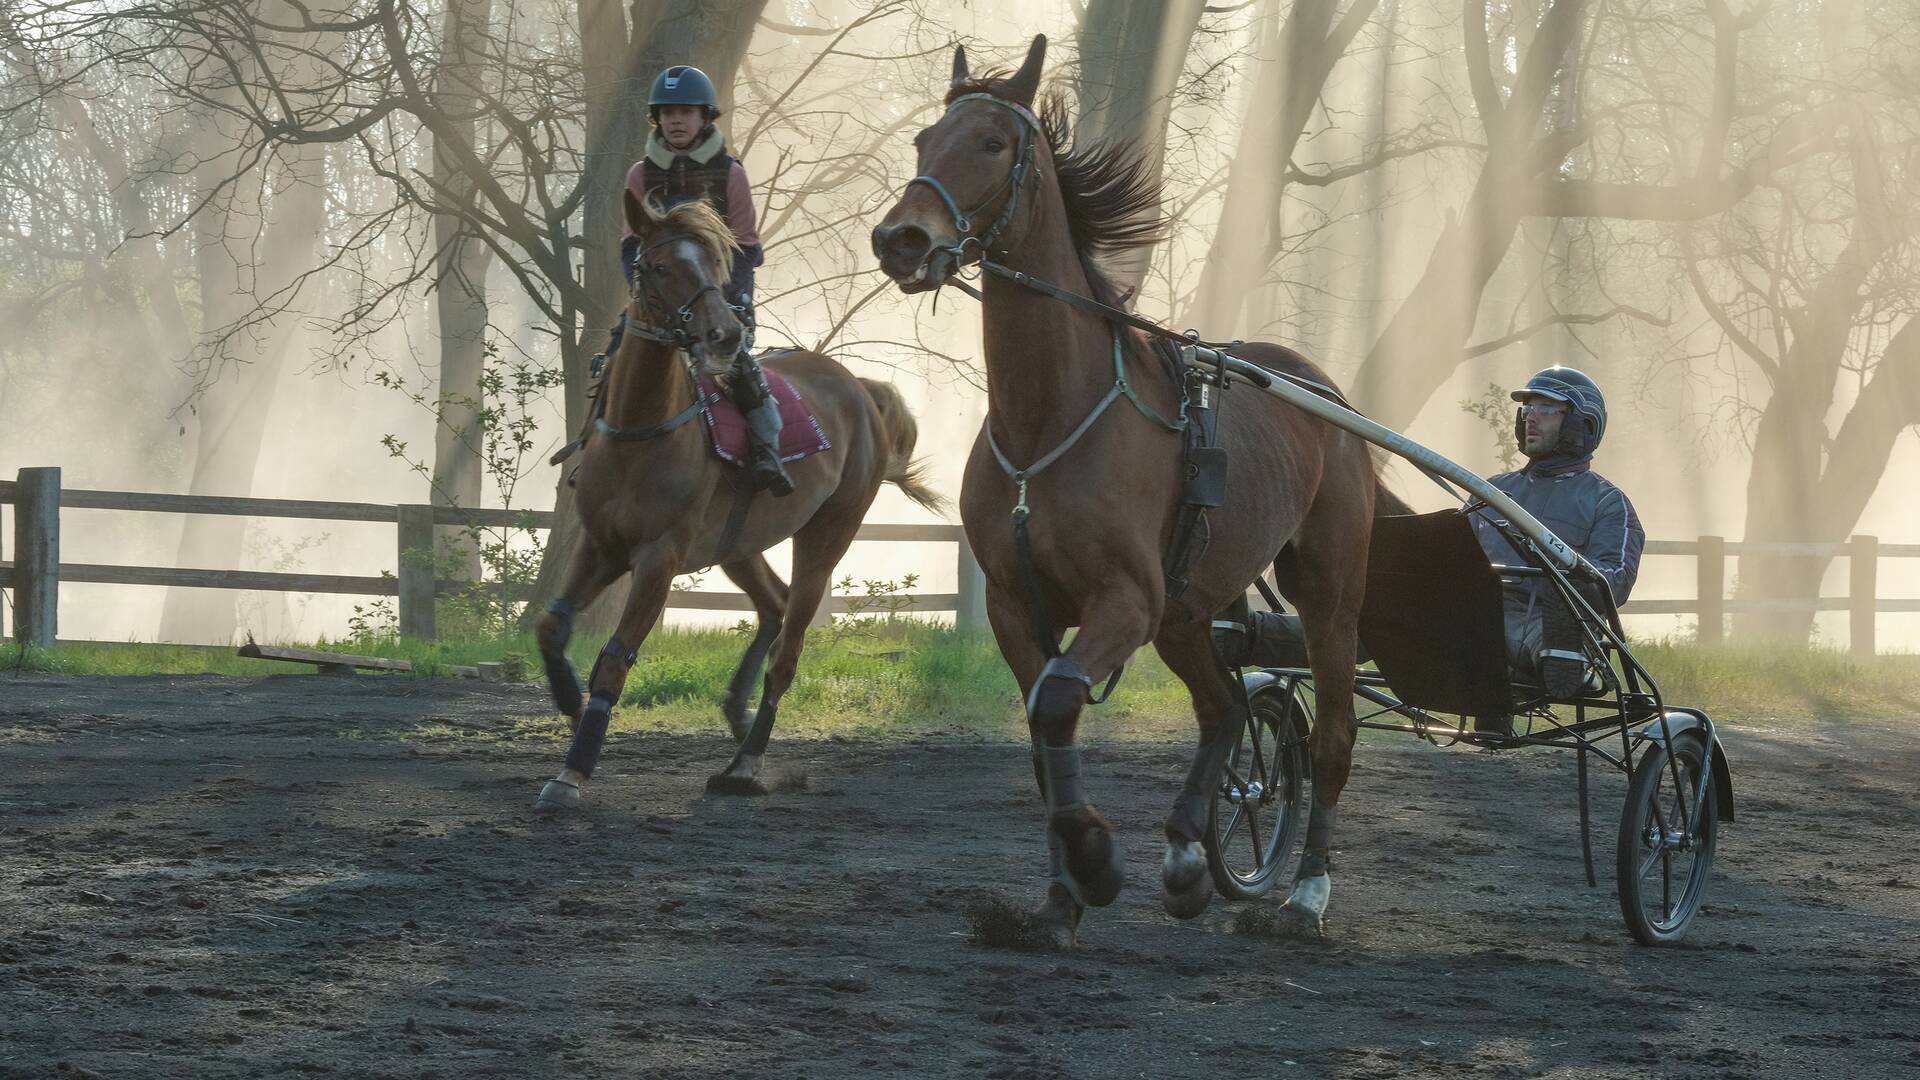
(605, 64, 791, 496)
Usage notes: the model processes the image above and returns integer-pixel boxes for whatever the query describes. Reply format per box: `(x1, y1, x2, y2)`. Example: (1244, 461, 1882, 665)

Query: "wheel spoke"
(1661, 847, 1673, 920)
(1246, 803, 1265, 868)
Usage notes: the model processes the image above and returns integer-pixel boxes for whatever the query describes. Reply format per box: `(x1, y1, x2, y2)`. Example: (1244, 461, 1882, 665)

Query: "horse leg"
(535, 552, 676, 811)
(1150, 618, 1247, 920)
(1276, 558, 1368, 934)
(705, 531, 840, 795)
(1009, 593, 1156, 941)
(718, 554, 789, 744)
(534, 541, 628, 720)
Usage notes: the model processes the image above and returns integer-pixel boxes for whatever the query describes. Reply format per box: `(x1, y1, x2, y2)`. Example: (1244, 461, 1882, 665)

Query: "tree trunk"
(1072, 0, 1206, 298)
(1182, 0, 1376, 338)
(157, 140, 328, 643)
(430, 0, 497, 581)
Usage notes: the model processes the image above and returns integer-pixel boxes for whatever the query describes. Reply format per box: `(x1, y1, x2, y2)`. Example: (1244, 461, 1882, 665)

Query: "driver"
(1217, 366, 1644, 708)
(1468, 366, 1645, 705)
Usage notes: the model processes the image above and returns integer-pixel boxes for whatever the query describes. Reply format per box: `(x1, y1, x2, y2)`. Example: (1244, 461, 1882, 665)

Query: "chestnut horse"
(535, 192, 944, 810)
(872, 36, 1403, 943)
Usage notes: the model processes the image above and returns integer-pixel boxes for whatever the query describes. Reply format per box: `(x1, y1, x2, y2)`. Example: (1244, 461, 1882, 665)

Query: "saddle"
(694, 361, 832, 466)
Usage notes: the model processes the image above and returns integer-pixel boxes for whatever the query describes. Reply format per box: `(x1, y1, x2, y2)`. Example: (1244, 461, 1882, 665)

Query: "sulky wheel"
(1616, 730, 1720, 945)
(1204, 675, 1313, 900)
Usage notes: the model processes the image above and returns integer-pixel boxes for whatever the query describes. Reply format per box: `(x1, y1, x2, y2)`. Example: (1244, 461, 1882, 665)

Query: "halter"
(904, 92, 1041, 260)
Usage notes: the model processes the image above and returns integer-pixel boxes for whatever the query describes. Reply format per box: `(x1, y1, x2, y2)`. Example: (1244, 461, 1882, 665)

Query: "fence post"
(955, 535, 987, 630)
(397, 504, 436, 641)
(1850, 534, 1877, 661)
(1696, 535, 1723, 647)
(13, 467, 60, 649)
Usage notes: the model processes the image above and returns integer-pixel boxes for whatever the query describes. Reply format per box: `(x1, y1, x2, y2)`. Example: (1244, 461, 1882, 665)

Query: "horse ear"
(950, 44, 969, 87)
(1004, 34, 1046, 105)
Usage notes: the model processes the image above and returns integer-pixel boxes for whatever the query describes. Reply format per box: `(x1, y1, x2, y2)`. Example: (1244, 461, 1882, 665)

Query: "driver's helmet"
(648, 66, 720, 120)
(1511, 366, 1607, 456)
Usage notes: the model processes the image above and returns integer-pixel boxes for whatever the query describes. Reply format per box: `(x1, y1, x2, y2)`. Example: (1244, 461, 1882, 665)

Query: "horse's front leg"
(533, 538, 629, 720)
(995, 589, 1156, 946)
(535, 547, 677, 811)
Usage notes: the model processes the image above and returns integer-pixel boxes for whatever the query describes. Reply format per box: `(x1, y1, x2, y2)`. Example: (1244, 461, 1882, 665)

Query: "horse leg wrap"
(1298, 800, 1338, 879)
(562, 638, 635, 777)
(564, 693, 617, 777)
(542, 598, 581, 716)
(1039, 744, 1088, 815)
(1025, 656, 1093, 732)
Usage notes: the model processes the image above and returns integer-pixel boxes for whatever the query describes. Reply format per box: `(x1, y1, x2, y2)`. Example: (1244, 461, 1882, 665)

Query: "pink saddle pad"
(695, 361, 832, 466)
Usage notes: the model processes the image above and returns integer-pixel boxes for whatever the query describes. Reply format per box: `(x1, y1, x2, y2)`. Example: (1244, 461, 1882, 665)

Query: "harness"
(906, 93, 1244, 699)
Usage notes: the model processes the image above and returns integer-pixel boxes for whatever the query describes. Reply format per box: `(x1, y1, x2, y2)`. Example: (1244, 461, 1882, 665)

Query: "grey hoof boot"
(535, 778, 581, 811)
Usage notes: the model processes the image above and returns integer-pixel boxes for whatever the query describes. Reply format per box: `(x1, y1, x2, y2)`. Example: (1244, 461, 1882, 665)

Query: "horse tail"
(860, 378, 950, 516)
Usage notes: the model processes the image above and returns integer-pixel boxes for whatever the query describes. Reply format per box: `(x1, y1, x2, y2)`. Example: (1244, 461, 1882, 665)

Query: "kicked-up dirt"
(1, 672, 1916, 1078)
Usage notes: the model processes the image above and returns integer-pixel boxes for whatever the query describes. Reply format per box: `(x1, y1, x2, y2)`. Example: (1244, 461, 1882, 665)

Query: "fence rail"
(3, 468, 1914, 657)
(0, 468, 985, 646)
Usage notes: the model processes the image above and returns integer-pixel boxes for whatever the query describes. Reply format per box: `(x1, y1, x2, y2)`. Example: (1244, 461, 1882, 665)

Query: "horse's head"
(624, 189, 744, 375)
(871, 35, 1049, 293)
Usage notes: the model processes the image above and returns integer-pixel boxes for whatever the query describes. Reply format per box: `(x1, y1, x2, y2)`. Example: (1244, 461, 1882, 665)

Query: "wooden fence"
(3, 466, 1916, 657)
(0, 467, 985, 647)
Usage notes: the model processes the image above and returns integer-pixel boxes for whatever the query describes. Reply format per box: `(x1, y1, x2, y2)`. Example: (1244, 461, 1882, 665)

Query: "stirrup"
(751, 448, 795, 497)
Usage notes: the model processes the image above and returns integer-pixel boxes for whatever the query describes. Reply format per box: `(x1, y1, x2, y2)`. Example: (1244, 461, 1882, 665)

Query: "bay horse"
(871, 36, 1405, 943)
(535, 191, 945, 810)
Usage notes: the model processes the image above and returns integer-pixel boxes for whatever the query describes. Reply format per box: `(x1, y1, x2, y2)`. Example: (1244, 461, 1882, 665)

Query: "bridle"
(623, 231, 737, 352)
(904, 92, 1041, 263)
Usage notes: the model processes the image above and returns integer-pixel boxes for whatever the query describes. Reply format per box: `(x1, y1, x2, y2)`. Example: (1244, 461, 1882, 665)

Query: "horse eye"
(650, 262, 666, 276)
(984, 138, 1006, 153)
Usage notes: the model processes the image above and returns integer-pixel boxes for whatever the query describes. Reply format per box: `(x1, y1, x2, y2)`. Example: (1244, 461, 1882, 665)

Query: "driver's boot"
(732, 352, 794, 497)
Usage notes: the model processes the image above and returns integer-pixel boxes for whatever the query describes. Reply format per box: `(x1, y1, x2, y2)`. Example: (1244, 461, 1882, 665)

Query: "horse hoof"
(1278, 872, 1330, 935)
(1051, 806, 1124, 908)
(1160, 840, 1214, 920)
(535, 778, 581, 812)
(704, 773, 769, 797)
(1033, 883, 1083, 950)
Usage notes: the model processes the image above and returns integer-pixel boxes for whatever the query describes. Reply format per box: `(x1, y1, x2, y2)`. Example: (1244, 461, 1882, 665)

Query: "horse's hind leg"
(1278, 544, 1369, 933)
(719, 555, 789, 744)
(536, 542, 628, 719)
(1151, 618, 1247, 920)
(706, 524, 845, 796)
(535, 551, 676, 811)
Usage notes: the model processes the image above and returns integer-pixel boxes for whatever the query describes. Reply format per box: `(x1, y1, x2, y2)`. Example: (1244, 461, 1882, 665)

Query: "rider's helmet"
(1511, 366, 1607, 456)
(648, 65, 720, 122)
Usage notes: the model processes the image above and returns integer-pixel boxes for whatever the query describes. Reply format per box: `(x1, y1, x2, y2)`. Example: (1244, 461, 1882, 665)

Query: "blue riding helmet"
(649, 65, 719, 116)
(1511, 366, 1607, 456)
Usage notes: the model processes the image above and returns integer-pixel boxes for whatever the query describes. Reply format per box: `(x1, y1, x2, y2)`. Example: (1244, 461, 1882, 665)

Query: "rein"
(549, 229, 737, 464)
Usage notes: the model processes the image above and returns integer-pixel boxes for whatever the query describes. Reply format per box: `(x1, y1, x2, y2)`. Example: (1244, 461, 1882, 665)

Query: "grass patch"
(6, 630, 1918, 731)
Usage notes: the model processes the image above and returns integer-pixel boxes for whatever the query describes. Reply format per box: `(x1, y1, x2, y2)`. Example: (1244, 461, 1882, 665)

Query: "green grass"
(6, 629, 1917, 733)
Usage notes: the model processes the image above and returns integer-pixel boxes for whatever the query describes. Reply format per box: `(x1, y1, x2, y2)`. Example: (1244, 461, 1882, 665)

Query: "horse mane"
(641, 192, 741, 272)
(946, 77, 1166, 309)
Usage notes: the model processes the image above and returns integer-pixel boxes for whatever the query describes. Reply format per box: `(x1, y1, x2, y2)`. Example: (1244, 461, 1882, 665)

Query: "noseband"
(904, 93, 1041, 261)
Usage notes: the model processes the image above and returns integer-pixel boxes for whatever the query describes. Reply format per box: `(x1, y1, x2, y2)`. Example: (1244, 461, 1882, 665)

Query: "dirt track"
(2, 673, 1917, 1079)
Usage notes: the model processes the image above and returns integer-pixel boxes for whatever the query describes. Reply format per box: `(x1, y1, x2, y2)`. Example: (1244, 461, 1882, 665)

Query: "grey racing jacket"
(1469, 465, 1646, 605)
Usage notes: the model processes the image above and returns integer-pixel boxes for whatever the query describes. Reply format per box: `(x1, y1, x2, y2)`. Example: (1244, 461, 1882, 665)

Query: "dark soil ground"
(2, 673, 1916, 1079)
